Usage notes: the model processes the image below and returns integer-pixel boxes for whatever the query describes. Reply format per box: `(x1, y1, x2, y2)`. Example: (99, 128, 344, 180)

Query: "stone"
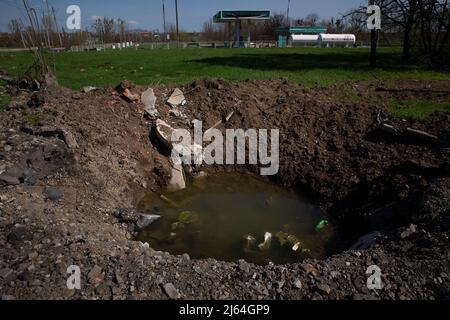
(350, 232, 380, 250)
(62, 130, 79, 149)
(136, 214, 161, 230)
(0, 268, 14, 280)
(238, 260, 250, 273)
(0, 174, 20, 185)
(7, 225, 29, 243)
(294, 279, 302, 289)
(317, 283, 331, 295)
(181, 253, 190, 264)
(167, 88, 186, 107)
(88, 265, 104, 285)
(303, 263, 318, 276)
(141, 88, 158, 117)
(169, 109, 182, 118)
(43, 187, 64, 201)
(167, 162, 186, 192)
(400, 224, 417, 239)
(4, 145, 12, 152)
(163, 283, 181, 300)
(242, 235, 257, 249)
(82, 86, 97, 93)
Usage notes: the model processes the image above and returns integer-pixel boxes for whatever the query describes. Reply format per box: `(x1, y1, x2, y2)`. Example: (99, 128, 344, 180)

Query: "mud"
(0, 77, 449, 300)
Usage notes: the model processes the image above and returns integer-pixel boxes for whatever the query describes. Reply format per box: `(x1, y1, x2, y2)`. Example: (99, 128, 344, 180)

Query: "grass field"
(0, 47, 449, 90)
(0, 47, 449, 119)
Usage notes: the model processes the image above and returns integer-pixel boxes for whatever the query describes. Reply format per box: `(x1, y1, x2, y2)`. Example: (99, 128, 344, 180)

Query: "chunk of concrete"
(167, 162, 186, 192)
(167, 88, 186, 107)
(155, 119, 175, 149)
(136, 214, 161, 230)
(82, 86, 97, 93)
(141, 88, 158, 117)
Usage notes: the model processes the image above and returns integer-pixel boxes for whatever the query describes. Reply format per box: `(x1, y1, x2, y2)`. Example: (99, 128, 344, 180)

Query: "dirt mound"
(0, 78, 449, 300)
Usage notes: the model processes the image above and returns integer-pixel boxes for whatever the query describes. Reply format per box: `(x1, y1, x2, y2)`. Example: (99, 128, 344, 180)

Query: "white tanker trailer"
(318, 34, 356, 47)
(289, 34, 320, 46)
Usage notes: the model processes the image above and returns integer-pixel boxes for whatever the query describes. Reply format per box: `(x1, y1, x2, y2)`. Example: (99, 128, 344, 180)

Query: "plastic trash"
(315, 219, 329, 231)
(258, 232, 272, 251)
(242, 235, 257, 249)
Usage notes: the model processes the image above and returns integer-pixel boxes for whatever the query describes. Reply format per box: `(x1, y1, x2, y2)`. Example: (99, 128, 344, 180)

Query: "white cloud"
(90, 15, 103, 21)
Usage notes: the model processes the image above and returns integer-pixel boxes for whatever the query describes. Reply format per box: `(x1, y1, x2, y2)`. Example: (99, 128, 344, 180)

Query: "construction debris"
(167, 88, 186, 107)
(167, 161, 186, 192)
(405, 128, 440, 143)
(258, 232, 272, 251)
(141, 88, 158, 117)
(82, 86, 97, 93)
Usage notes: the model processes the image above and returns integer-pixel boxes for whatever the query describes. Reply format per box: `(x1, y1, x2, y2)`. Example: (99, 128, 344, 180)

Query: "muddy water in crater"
(138, 173, 336, 265)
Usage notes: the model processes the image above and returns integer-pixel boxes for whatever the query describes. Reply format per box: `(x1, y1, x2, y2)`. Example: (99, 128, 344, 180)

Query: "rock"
(350, 232, 380, 250)
(303, 263, 318, 276)
(82, 86, 97, 93)
(7, 225, 30, 243)
(169, 109, 182, 118)
(88, 265, 104, 285)
(27, 93, 45, 108)
(317, 283, 331, 295)
(181, 253, 190, 264)
(115, 80, 135, 94)
(294, 279, 302, 289)
(163, 283, 181, 300)
(0, 268, 14, 281)
(400, 224, 417, 239)
(167, 88, 186, 107)
(4, 144, 12, 152)
(136, 214, 161, 230)
(43, 187, 64, 201)
(0, 174, 20, 185)
(122, 89, 140, 103)
(238, 260, 250, 273)
(23, 169, 39, 186)
(62, 130, 79, 149)
(141, 88, 158, 117)
(167, 162, 186, 192)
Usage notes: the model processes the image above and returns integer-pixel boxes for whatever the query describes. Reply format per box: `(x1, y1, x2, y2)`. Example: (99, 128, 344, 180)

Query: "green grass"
(0, 47, 448, 90)
(388, 99, 450, 119)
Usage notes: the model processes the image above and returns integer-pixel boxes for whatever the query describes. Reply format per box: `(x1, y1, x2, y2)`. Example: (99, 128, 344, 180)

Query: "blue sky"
(0, 0, 364, 32)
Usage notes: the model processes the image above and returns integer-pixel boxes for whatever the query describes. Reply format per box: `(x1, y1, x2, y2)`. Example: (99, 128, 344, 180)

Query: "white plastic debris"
(258, 232, 272, 251)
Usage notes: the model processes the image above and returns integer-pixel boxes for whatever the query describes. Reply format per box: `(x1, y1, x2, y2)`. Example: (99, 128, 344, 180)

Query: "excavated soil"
(0, 77, 449, 300)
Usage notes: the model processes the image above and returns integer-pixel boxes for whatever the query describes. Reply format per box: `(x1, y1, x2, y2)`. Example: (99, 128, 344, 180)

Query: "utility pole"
(287, 0, 291, 25)
(175, 0, 180, 48)
(162, 0, 167, 41)
(369, 0, 378, 68)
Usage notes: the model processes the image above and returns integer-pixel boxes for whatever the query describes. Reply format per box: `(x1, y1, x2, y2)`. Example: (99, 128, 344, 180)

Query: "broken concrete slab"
(141, 88, 158, 117)
(167, 161, 186, 192)
(82, 86, 97, 93)
(155, 119, 175, 150)
(136, 214, 161, 230)
(167, 88, 186, 107)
